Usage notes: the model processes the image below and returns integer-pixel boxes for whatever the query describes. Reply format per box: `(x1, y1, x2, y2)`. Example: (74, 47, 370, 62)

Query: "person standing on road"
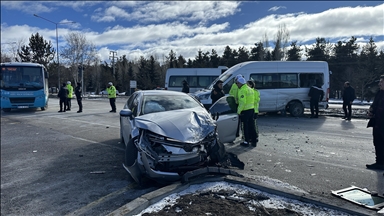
(181, 80, 189, 93)
(366, 75, 384, 170)
(210, 80, 225, 105)
(247, 80, 260, 145)
(75, 82, 83, 113)
(308, 79, 324, 118)
(58, 82, 68, 113)
(230, 74, 243, 138)
(107, 82, 117, 113)
(66, 81, 73, 111)
(237, 77, 257, 147)
(342, 81, 356, 120)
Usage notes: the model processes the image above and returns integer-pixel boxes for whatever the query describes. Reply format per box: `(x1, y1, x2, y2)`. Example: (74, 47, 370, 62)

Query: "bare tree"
(272, 24, 290, 61)
(61, 32, 98, 84)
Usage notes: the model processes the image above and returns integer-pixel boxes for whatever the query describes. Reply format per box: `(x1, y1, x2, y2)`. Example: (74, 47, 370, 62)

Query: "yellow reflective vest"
(253, 89, 260, 114)
(66, 84, 73, 98)
(107, 85, 116, 98)
(237, 84, 254, 114)
(229, 83, 239, 104)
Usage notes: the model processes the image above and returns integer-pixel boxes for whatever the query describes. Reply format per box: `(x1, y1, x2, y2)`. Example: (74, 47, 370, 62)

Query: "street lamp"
(34, 14, 75, 89)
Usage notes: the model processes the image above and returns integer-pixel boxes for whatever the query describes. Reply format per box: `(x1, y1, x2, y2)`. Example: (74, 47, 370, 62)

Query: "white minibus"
(193, 61, 330, 117)
(165, 66, 228, 93)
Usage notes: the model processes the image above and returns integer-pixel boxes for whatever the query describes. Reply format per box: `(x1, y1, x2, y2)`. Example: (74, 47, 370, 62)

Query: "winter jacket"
(237, 84, 254, 114)
(342, 86, 356, 103)
(308, 85, 324, 102)
(210, 84, 225, 104)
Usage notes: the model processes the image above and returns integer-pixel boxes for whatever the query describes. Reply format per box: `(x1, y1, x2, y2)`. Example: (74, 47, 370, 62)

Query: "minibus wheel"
(289, 102, 304, 117)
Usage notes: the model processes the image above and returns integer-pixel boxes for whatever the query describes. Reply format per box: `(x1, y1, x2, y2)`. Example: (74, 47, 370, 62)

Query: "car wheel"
(289, 102, 304, 117)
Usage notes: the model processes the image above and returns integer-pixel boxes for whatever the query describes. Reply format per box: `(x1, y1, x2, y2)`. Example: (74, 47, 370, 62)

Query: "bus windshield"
(1, 66, 44, 90)
(207, 67, 238, 90)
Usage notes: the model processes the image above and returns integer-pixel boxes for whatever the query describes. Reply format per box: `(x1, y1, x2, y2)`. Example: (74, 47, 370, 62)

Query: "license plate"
(17, 106, 29, 108)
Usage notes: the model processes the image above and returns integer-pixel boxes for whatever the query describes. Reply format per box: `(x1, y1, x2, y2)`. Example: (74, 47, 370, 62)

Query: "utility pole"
(109, 51, 118, 76)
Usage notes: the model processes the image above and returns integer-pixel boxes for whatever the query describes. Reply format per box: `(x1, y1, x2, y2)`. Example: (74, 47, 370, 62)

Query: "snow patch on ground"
(134, 181, 351, 216)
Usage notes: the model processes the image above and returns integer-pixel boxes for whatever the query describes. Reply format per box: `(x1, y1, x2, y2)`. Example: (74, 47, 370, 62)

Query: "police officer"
(75, 82, 82, 113)
(237, 77, 257, 147)
(107, 82, 117, 112)
(66, 81, 73, 111)
(247, 80, 260, 145)
(230, 74, 244, 137)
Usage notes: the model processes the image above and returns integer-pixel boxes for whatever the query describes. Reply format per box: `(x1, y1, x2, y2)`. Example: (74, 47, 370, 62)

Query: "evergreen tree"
(237, 46, 250, 63)
(210, 49, 220, 67)
(17, 32, 55, 68)
(250, 42, 265, 61)
(286, 41, 302, 61)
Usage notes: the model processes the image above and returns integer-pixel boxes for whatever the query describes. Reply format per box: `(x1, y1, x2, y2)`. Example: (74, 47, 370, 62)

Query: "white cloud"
(268, 6, 287, 12)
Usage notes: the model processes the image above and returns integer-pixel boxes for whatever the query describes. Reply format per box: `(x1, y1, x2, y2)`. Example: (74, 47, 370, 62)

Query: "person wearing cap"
(247, 80, 260, 145)
(342, 81, 356, 120)
(236, 77, 257, 147)
(75, 82, 82, 113)
(181, 80, 189, 93)
(230, 74, 244, 137)
(66, 81, 73, 111)
(210, 80, 225, 105)
(229, 74, 243, 104)
(107, 82, 117, 112)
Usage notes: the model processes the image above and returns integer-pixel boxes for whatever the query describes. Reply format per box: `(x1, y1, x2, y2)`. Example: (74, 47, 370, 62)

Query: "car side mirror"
(120, 109, 133, 120)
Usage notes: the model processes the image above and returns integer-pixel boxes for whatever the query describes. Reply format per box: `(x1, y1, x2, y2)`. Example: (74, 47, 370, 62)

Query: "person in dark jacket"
(308, 80, 324, 118)
(58, 83, 68, 112)
(366, 75, 384, 170)
(342, 81, 356, 120)
(75, 82, 82, 113)
(181, 80, 189, 93)
(210, 80, 225, 105)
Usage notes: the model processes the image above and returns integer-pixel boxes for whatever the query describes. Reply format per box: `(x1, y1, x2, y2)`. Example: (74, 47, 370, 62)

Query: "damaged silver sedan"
(119, 90, 243, 184)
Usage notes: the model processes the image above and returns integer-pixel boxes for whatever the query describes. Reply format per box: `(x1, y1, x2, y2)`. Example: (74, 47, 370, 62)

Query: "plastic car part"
(331, 185, 384, 210)
(181, 166, 244, 183)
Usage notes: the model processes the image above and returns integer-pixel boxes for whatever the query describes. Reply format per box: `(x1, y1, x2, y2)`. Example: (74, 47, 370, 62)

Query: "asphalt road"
(1, 97, 382, 215)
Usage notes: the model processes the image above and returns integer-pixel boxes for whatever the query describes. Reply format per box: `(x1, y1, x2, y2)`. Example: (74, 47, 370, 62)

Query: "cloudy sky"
(1, 1, 383, 63)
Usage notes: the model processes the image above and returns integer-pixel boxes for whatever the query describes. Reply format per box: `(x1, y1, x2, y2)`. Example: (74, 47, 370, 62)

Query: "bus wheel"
(289, 102, 303, 117)
(2, 108, 11, 112)
(41, 104, 48, 111)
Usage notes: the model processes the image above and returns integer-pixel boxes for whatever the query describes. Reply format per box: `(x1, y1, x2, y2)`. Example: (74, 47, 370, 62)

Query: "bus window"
(300, 73, 323, 88)
(280, 74, 298, 88)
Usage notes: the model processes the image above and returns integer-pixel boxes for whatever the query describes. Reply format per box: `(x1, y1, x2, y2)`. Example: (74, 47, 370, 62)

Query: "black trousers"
(310, 99, 319, 117)
(109, 98, 116, 111)
(373, 127, 384, 165)
(59, 98, 67, 112)
(342, 102, 352, 118)
(240, 109, 257, 144)
(77, 98, 82, 111)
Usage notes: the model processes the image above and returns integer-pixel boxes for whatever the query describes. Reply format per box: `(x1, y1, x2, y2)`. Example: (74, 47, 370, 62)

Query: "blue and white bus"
(1, 62, 49, 112)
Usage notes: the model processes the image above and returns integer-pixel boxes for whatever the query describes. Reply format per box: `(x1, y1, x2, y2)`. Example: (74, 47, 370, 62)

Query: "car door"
(209, 96, 238, 143)
(120, 93, 139, 144)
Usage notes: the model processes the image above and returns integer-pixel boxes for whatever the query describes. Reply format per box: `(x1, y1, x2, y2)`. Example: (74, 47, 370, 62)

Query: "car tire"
(289, 102, 304, 117)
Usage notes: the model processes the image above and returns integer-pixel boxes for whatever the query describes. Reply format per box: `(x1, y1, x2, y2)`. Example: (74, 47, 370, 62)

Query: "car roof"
(139, 90, 190, 96)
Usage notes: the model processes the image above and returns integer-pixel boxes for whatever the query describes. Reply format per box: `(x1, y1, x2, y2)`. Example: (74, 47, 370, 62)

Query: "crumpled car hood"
(134, 108, 216, 143)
